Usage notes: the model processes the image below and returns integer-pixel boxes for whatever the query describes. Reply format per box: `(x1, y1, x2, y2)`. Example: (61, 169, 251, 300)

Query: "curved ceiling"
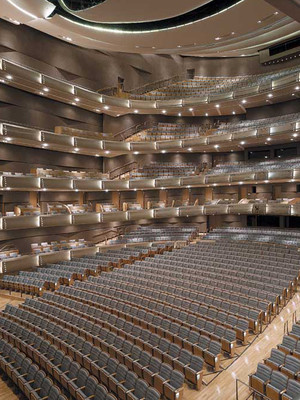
(0, 0, 299, 56)
(63, 0, 212, 23)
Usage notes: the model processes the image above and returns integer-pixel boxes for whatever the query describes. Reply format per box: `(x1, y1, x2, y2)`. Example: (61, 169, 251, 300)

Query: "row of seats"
(0, 338, 68, 400)
(33, 167, 109, 180)
(249, 321, 300, 399)
(3, 301, 183, 398)
(206, 228, 300, 247)
(0, 246, 164, 296)
(207, 157, 300, 175)
(132, 66, 300, 100)
(130, 163, 198, 179)
(110, 225, 198, 244)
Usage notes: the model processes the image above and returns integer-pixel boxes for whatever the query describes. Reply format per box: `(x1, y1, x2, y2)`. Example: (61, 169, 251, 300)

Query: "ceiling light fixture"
(104, 105, 109, 110)
(162, 110, 167, 114)
(267, 93, 273, 98)
(178, 113, 181, 117)
(215, 104, 220, 108)
(6, 75, 13, 80)
(74, 97, 80, 102)
(134, 110, 139, 113)
(242, 99, 247, 104)
(189, 108, 193, 112)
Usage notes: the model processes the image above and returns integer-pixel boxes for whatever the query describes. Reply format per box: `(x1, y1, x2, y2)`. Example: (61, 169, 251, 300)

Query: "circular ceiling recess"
(62, 1, 107, 11)
(48, 0, 243, 33)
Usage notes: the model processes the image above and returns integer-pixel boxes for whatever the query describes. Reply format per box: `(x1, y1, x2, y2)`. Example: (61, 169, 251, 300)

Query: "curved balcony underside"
(0, 58, 299, 117)
(0, 202, 299, 232)
(1, 120, 299, 157)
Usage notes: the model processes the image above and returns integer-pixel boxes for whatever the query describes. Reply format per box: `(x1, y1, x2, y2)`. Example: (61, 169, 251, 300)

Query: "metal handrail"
(109, 161, 138, 180)
(112, 120, 157, 141)
(126, 73, 186, 95)
(236, 378, 272, 400)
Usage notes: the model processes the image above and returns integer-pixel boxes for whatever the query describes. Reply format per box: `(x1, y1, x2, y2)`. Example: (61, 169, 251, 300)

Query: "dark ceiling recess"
(63, 0, 106, 11)
(48, 0, 242, 33)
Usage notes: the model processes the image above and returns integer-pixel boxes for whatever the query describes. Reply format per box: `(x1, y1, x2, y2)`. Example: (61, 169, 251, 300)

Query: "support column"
(112, 191, 120, 210)
(136, 190, 144, 208)
(182, 188, 190, 205)
(205, 187, 213, 202)
(29, 192, 38, 207)
(239, 185, 248, 201)
(78, 192, 85, 205)
(159, 189, 168, 206)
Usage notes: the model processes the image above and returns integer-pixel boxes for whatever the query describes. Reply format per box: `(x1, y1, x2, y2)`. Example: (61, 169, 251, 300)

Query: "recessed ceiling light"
(134, 110, 139, 113)
(215, 37, 221, 41)
(161, 150, 166, 153)
(152, 46, 156, 49)
(274, 11, 279, 15)
(74, 97, 80, 102)
(188, 148, 192, 152)
(232, 111, 236, 115)
(6, 75, 13, 80)
(134, 151, 139, 155)
(71, 102, 76, 105)
(104, 105, 109, 110)
(257, 20, 262, 24)
(205, 113, 208, 116)
(266, 137, 271, 141)
(177, 45, 182, 48)
(95, 109, 100, 112)
(43, 87, 49, 92)
(267, 93, 273, 98)
(42, 143, 48, 147)
(295, 86, 300, 90)
(240, 141, 245, 145)
(231, 32, 235, 35)
(240, 54, 245, 57)
(178, 113, 181, 117)
(189, 108, 193, 112)
(242, 99, 247, 104)
(293, 133, 298, 137)
(162, 110, 167, 114)
(74, 148, 79, 152)
(215, 104, 220, 108)
(105, 150, 110, 154)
